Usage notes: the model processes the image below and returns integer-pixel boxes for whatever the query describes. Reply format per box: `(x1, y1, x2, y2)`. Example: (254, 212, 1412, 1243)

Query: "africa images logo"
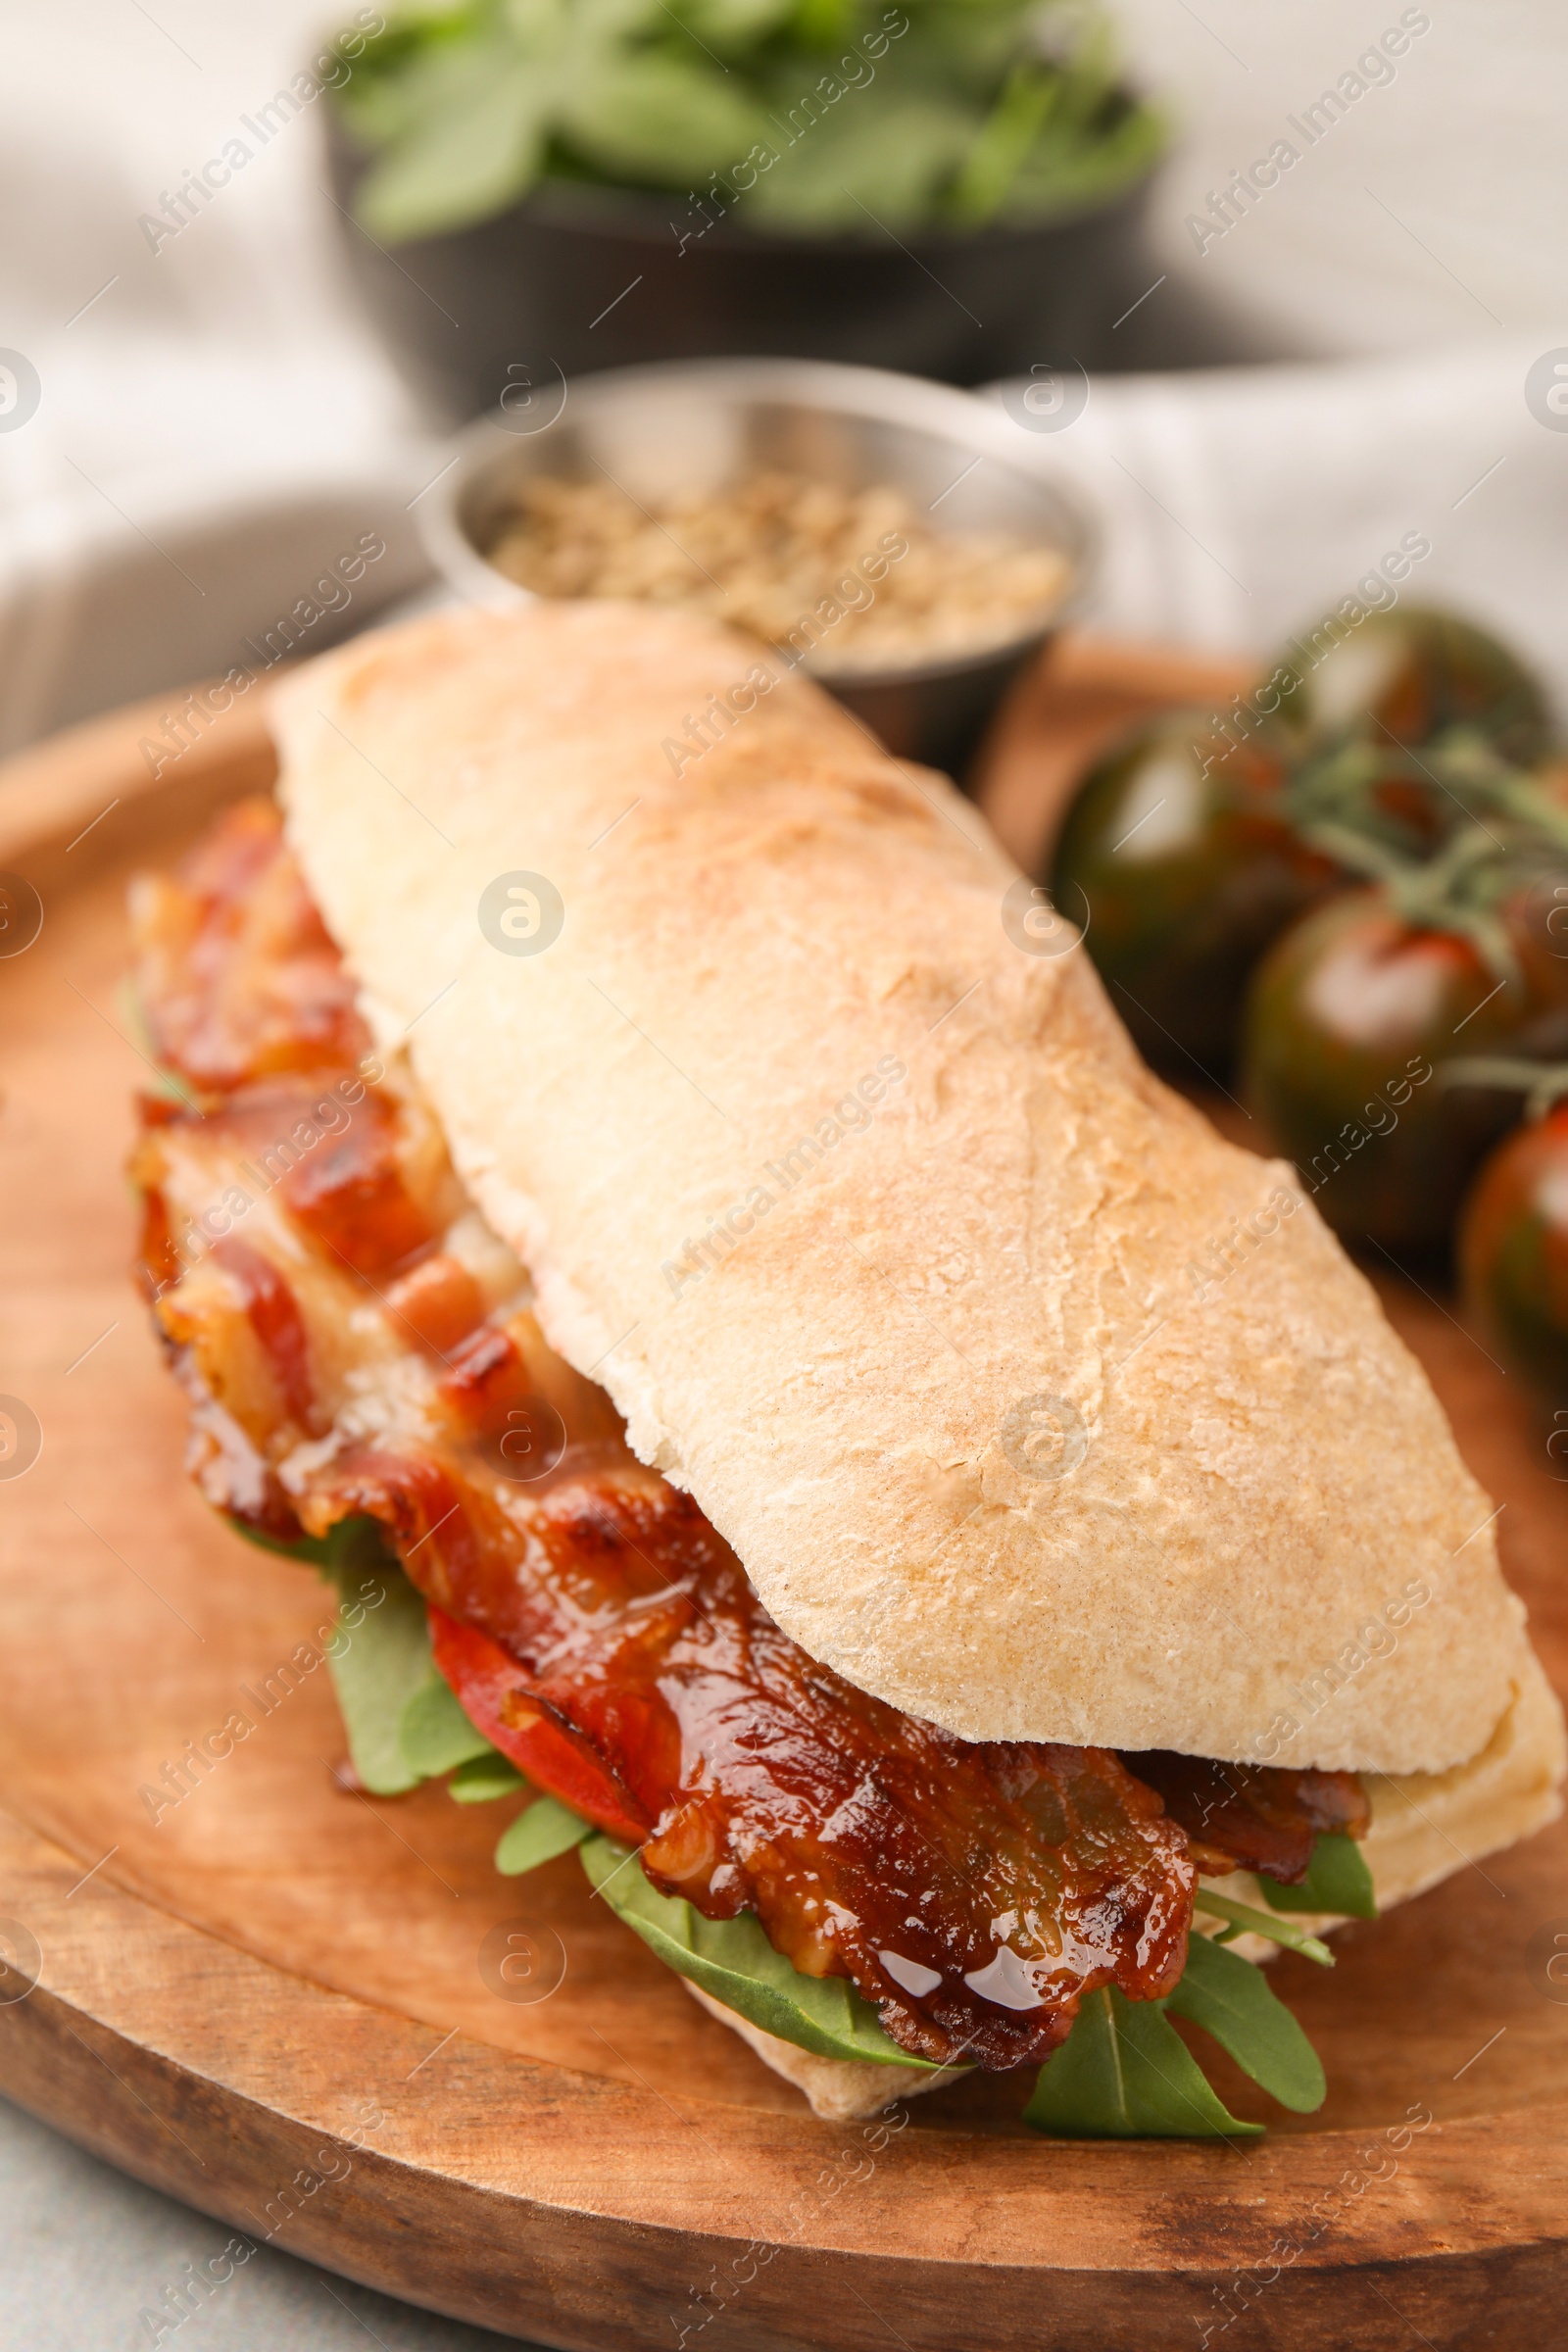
(1525, 350, 1568, 432)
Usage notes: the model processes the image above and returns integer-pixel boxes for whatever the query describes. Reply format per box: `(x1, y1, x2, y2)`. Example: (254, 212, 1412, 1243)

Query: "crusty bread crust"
(681, 1983, 957, 2122)
(273, 601, 1553, 1777)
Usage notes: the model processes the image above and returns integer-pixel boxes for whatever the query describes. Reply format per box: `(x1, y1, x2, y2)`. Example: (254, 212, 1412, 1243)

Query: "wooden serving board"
(2, 639, 1567, 2352)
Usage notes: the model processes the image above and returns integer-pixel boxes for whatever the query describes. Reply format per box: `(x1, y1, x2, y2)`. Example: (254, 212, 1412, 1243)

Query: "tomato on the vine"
(1275, 607, 1549, 765)
(1459, 1102, 1568, 1412)
(1240, 889, 1568, 1251)
(1051, 713, 1342, 1073)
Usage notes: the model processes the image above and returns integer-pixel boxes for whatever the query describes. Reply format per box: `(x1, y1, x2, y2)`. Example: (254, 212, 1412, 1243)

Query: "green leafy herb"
(1166, 1932, 1325, 2113)
(356, 41, 554, 240)
(223, 1514, 510, 1796)
(742, 81, 977, 231)
(947, 63, 1060, 224)
(1024, 1984, 1262, 2139)
(496, 1793, 594, 1872)
(1194, 1887, 1336, 1967)
(399, 1671, 499, 1777)
(672, 0, 795, 47)
(1260, 1834, 1377, 1921)
(579, 1833, 939, 2070)
(327, 1585, 437, 1793)
(1026, 1918, 1330, 2138)
(556, 52, 767, 183)
(263, 1516, 440, 1795)
(449, 1752, 530, 1802)
(335, 0, 1165, 240)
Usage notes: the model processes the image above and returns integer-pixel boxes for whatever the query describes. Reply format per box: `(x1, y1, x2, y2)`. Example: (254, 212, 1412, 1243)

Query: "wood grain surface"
(0, 639, 1565, 2350)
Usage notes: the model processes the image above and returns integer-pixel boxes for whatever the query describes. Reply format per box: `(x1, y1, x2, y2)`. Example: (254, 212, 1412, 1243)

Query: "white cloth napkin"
(0, 0, 438, 754)
(985, 340, 1568, 720)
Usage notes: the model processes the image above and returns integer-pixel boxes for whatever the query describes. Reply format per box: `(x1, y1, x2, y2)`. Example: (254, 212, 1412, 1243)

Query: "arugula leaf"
(336, 14, 493, 150)
(357, 45, 553, 239)
(580, 1833, 939, 2070)
(1004, 94, 1166, 223)
(559, 53, 767, 182)
(947, 63, 1060, 224)
(1024, 1985, 1262, 2139)
(224, 1514, 507, 1795)
(662, 0, 795, 54)
(744, 87, 979, 231)
(1166, 1933, 1325, 2114)
(496, 1793, 593, 1872)
(400, 1672, 499, 1777)
(787, 0, 850, 45)
(1261, 1834, 1378, 1921)
(311, 1521, 438, 1795)
(228, 1514, 427, 1791)
(336, 0, 1166, 239)
(1195, 1888, 1336, 1967)
(450, 1752, 530, 1802)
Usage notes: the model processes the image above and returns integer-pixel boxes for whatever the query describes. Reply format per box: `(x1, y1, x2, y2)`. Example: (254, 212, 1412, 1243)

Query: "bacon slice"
(299, 1427, 1196, 2066)
(128, 801, 1362, 2069)
(129, 795, 371, 1090)
(1122, 1749, 1370, 1884)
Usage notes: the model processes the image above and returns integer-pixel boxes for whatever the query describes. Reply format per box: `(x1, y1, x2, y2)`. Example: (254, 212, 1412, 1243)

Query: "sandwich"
(127, 601, 1565, 2132)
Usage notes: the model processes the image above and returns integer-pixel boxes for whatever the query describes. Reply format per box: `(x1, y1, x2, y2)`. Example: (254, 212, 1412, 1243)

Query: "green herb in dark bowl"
(333, 0, 1165, 243)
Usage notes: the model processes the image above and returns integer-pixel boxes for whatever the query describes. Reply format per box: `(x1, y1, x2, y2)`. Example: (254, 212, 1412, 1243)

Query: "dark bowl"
(325, 112, 1157, 423)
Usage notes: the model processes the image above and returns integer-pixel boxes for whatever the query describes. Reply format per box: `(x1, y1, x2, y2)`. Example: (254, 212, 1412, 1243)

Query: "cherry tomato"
(1459, 1103, 1568, 1410)
(1275, 607, 1549, 765)
(1051, 713, 1342, 1073)
(1239, 891, 1566, 1251)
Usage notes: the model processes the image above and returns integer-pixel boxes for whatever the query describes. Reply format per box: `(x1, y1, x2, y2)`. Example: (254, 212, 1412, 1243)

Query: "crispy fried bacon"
(1121, 1751, 1369, 1885)
(308, 1437, 1196, 2066)
(129, 795, 372, 1090)
(129, 801, 1364, 2069)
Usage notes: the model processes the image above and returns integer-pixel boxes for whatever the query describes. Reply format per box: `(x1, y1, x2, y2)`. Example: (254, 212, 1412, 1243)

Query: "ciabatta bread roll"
(272, 602, 1559, 1816)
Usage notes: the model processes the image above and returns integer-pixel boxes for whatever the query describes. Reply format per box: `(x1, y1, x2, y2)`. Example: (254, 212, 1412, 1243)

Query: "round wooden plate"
(1, 641, 1566, 2351)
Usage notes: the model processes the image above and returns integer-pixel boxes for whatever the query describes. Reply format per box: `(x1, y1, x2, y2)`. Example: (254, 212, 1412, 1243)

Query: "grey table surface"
(0, 2091, 539, 2352)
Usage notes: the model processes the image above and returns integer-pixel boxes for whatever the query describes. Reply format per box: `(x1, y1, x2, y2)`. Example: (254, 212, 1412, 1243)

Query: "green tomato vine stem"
(1438, 1056, 1568, 1122)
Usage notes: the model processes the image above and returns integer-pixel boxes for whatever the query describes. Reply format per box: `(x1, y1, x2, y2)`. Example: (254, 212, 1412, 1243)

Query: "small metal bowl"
(414, 357, 1095, 780)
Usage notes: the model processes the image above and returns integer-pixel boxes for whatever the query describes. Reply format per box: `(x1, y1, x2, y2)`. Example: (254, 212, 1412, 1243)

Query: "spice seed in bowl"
(482, 470, 1073, 675)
